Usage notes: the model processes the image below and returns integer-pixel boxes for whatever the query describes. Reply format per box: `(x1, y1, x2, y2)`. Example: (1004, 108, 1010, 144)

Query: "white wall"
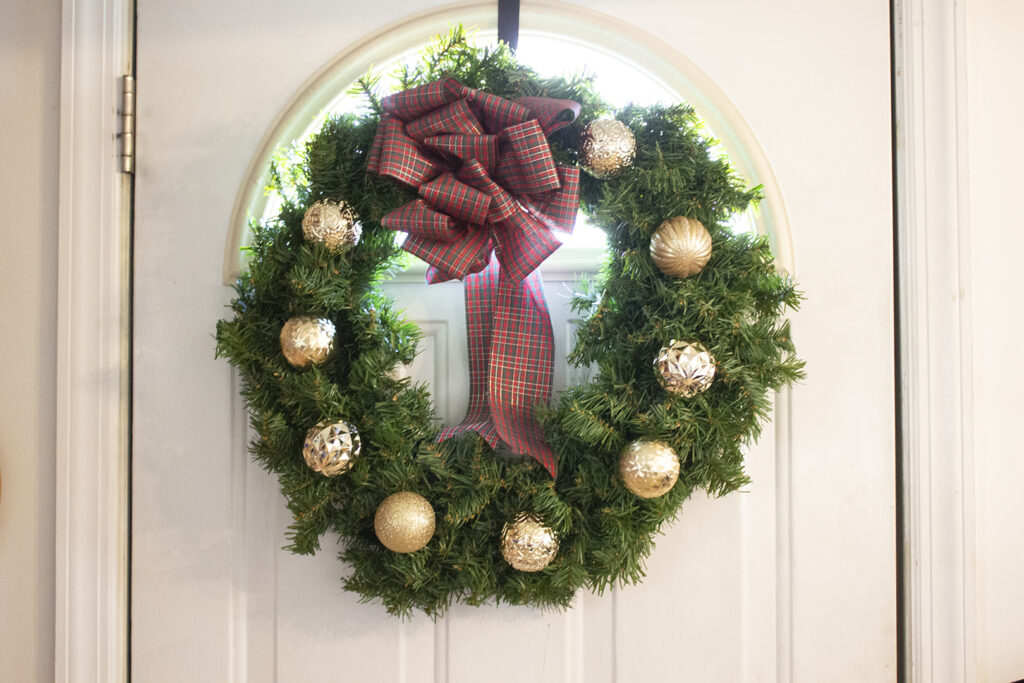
(0, 0, 61, 680)
(967, 1, 1024, 681)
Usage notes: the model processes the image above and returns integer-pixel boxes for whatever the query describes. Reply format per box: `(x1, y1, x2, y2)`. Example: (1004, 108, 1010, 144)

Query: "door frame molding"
(893, 0, 977, 681)
(55, 0, 975, 680)
(55, 0, 132, 680)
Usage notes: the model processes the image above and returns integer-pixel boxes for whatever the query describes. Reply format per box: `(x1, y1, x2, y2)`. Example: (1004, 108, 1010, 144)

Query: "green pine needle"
(215, 26, 803, 618)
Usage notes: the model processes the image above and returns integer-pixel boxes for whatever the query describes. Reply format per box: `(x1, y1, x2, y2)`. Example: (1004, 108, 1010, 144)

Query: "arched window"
(223, 7, 793, 283)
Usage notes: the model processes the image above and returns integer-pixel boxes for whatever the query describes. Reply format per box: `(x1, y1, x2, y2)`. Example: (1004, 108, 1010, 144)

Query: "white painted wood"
(55, 0, 133, 681)
(893, 1, 978, 681)
(133, 1, 895, 681)
(963, 2, 1024, 681)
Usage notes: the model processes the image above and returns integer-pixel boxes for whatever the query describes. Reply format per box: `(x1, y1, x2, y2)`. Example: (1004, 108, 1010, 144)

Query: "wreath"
(216, 28, 803, 617)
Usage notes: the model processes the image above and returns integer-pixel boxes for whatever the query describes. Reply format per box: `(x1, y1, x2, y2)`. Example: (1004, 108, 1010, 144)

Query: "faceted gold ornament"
(619, 440, 680, 498)
(579, 119, 636, 178)
(302, 420, 361, 476)
(374, 491, 436, 553)
(500, 512, 559, 572)
(301, 199, 361, 253)
(650, 216, 713, 278)
(279, 316, 335, 368)
(654, 340, 716, 397)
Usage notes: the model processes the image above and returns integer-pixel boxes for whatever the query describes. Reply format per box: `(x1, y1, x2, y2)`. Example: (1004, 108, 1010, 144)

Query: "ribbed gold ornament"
(654, 340, 716, 397)
(279, 316, 335, 368)
(500, 513, 559, 572)
(619, 440, 680, 498)
(579, 119, 636, 178)
(302, 200, 361, 253)
(374, 492, 435, 553)
(650, 216, 713, 278)
(302, 420, 360, 476)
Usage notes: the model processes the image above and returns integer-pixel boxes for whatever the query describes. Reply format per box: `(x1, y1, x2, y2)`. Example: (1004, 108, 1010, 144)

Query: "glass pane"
(261, 31, 756, 246)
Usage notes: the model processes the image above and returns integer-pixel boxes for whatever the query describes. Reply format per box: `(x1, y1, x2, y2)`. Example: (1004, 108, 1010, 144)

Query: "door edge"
(56, 0, 134, 680)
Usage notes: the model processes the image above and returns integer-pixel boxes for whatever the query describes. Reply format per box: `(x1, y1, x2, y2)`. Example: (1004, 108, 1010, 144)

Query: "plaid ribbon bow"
(368, 78, 581, 477)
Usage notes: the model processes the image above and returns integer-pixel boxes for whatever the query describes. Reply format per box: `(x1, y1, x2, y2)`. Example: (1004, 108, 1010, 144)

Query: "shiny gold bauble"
(619, 440, 680, 498)
(650, 216, 713, 278)
(302, 420, 360, 476)
(500, 513, 559, 572)
(654, 340, 716, 397)
(374, 491, 436, 553)
(579, 119, 636, 178)
(279, 316, 335, 368)
(301, 200, 361, 253)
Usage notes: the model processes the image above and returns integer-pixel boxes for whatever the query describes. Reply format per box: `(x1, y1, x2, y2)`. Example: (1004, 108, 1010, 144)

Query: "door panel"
(133, 1, 894, 680)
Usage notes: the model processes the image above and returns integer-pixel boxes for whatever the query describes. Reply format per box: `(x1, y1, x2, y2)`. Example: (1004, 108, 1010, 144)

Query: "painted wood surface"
(132, 1, 895, 680)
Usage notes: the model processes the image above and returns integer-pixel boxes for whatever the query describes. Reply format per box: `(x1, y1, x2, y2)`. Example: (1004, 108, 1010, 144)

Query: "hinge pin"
(119, 75, 135, 174)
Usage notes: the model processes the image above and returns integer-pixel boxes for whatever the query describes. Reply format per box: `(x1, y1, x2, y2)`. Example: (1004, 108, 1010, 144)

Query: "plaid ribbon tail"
(372, 79, 580, 478)
(437, 259, 501, 448)
(437, 258, 558, 477)
(490, 268, 557, 476)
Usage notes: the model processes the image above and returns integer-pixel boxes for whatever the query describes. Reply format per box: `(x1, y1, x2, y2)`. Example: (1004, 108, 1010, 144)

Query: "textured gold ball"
(279, 316, 335, 368)
(654, 340, 716, 397)
(619, 440, 680, 498)
(579, 119, 636, 178)
(500, 513, 559, 572)
(650, 216, 713, 278)
(374, 492, 435, 553)
(302, 200, 361, 253)
(302, 421, 360, 476)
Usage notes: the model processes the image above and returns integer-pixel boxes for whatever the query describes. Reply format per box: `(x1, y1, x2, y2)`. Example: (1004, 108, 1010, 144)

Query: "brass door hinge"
(119, 75, 135, 174)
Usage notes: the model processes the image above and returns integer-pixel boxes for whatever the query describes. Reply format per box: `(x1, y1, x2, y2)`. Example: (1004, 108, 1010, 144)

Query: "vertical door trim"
(56, 0, 133, 680)
(893, 0, 977, 681)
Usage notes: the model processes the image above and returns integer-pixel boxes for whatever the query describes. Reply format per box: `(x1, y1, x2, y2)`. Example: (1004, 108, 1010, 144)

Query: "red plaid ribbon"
(368, 78, 581, 476)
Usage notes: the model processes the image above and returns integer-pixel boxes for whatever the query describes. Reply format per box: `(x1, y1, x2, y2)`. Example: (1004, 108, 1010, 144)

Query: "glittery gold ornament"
(500, 513, 559, 572)
(279, 316, 335, 368)
(302, 420, 360, 476)
(619, 440, 680, 498)
(654, 340, 716, 397)
(301, 200, 361, 253)
(650, 216, 713, 278)
(579, 119, 636, 178)
(374, 491, 435, 553)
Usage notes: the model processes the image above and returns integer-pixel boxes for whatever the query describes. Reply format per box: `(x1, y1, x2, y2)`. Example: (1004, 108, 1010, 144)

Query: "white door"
(132, 1, 895, 681)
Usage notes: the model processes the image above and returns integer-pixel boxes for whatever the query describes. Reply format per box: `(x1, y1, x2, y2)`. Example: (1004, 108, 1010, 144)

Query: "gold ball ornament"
(279, 316, 335, 368)
(500, 513, 559, 572)
(650, 216, 713, 278)
(654, 340, 716, 397)
(301, 200, 361, 253)
(579, 119, 636, 178)
(619, 440, 680, 498)
(302, 420, 360, 476)
(374, 491, 436, 553)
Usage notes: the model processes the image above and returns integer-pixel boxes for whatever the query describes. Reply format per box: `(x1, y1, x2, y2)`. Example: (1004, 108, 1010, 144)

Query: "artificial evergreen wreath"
(216, 28, 803, 617)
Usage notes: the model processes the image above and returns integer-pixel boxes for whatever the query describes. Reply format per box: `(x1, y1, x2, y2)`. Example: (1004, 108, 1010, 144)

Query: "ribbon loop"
(425, 134, 499, 170)
(382, 199, 460, 241)
(407, 99, 483, 139)
(419, 173, 491, 226)
(368, 79, 580, 476)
